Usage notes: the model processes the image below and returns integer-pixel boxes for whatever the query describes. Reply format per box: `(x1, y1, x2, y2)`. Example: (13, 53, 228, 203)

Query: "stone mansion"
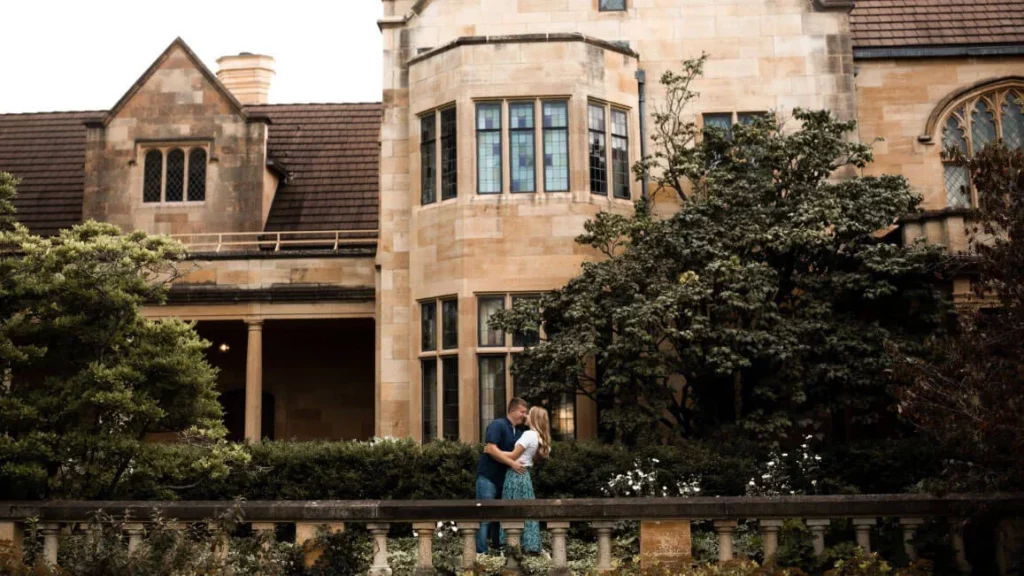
(0, 0, 1022, 444)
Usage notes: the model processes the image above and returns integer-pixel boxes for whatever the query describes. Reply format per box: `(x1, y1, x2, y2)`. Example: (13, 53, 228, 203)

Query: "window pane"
(509, 102, 535, 193)
(942, 113, 968, 155)
(442, 356, 459, 440)
(944, 164, 971, 208)
(550, 391, 576, 441)
(478, 296, 505, 347)
(971, 99, 997, 154)
(422, 359, 438, 442)
(611, 109, 630, 199)
(543, 101, 569, 192)
(143, 150, 162, 203)
(477, 103, 502, 193)
(511, 353, 524, 399)
(442, 299, 458, 349)
(421, 113, 437, 204)
(421, 301, 437, 352)
(1002, 92, 1024, 150)
(588, 104, 607, 195)
(511, 296, 540, 348)
(165, 148, 185, 202)
(478, 356, 506, 438)
(187, 148, 206, 201)
(441, 108, 458, 200)
(737, 112, 767, 125)
(703, 113, 733, 139)
(599, 0, 626, 10)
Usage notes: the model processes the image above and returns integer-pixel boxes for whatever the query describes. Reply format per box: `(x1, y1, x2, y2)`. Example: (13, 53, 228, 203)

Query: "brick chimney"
(216, 52, 275, 105)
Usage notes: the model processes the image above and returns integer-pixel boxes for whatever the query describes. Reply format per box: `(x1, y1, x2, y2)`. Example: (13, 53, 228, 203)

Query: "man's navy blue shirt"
(477, 416, 521, 487)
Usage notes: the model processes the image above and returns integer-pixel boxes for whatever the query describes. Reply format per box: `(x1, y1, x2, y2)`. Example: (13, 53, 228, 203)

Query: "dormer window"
(599, 0, 626, 11)
(142, 145, 207, 203)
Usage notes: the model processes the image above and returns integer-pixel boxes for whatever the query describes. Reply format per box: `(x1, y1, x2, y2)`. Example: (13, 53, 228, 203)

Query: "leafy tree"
(0, 172, 235, 498)
(895, 144, 1024, 491)
(493, 59, 949, 445)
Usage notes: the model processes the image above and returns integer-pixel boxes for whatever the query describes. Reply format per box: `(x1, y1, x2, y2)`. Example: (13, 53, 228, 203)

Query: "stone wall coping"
(407, 33, 640, 67)
(2, 494, 1020, 523)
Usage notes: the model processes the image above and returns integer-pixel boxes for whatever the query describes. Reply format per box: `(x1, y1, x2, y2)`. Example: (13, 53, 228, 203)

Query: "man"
(476, 397, 528, 554)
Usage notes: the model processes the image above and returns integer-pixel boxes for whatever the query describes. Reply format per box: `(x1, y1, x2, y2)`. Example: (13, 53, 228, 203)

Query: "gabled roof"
(851, 0, 1024, 49)
(101, 37, 248, 126)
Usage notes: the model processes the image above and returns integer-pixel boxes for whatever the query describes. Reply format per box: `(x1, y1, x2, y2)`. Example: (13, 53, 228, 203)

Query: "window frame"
(476, 101, 504, 194)
(440, 107, 458, 201)
(420, 112, 437, 205)
(542, 100, 570, 193)
(140, 144, 209, 205)
(508, 100, 537, 194)
(588, 102, 608, 195)
(419, 296, 460, 442)
(599, 0, 627, 12)
(610, 108, 630, 200)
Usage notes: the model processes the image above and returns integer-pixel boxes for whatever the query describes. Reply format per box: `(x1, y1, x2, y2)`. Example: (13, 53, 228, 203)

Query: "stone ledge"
(407, 33, 640, 67)
(162, 285, 375, 304)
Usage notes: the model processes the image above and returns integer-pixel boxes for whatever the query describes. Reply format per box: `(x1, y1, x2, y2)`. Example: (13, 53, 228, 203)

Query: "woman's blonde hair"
(528, 406, 551, 460)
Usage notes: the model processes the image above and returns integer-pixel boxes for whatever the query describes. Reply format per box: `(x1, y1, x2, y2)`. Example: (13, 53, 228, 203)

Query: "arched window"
(938, 85, 1024, 207)
(188, 148, 207, 201)
(165, 148, 185, 202)
(143, 150, 163, 203)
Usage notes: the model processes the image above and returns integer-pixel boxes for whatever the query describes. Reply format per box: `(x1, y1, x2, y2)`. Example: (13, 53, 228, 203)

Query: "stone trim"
(916, 75, 1024, 143)
(812, 0, 855, 12)
(183, 246, 376, 260)
(899, 207, 975, 223)
(407, 33, 640, 66)
(163, 285, 375, 304)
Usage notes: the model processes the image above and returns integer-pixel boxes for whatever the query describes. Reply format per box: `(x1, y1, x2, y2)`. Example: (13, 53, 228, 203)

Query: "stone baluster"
(806, 519, 830, 557)
(124, 523, 145, 554)
(457, 522, 479, 573)
(760, 519, 784, 562)
(0, 521, 24, 553)
(40, 523, 61, 566)
(853, 518, 877, 553)
(593, 521, 615, 572)
(252, 522, 275, 551)
(208, 521, 228, 562)
(952, 520, 971, 574)
(412, 522, 437, 576)
(713, 520, 738, 562)
(502, 521, 525, 574)
(547, 522, 571, 576)
(367, 523, 393, 576)
(899, 518, 924, 561)
(296, 522, 345, 568)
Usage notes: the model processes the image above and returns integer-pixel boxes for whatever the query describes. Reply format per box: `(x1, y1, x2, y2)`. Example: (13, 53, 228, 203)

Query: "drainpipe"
(635, 69, 649, 200)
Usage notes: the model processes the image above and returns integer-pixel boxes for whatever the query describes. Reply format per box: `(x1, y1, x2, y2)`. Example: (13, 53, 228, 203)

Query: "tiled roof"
(0, 103, 381, 235)
(246, 103, 382, 232)
(0, 111, 104, 236)
(851, 0, 1024, 48)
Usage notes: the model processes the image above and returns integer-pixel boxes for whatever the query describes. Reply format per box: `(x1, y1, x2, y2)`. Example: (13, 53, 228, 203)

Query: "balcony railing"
(168, 229, 378, 253)
(2, 494, 1021, 573)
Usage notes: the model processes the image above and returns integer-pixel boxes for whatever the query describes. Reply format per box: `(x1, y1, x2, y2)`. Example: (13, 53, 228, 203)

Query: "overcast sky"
(0, 1, 384, 113)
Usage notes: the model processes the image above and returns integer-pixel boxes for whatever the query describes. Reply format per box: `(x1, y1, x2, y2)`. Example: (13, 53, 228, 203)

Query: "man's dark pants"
(475, 475, 502, 553)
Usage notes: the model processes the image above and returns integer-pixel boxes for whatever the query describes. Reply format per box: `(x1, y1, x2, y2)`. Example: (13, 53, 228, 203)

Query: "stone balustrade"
(2, 494, 1021, 574)
(169, 229, 378, 253)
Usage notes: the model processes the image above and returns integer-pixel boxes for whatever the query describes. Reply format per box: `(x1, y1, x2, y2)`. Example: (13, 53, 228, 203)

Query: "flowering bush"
(603, 458, 703, 498)
(747, 437, 824, 497)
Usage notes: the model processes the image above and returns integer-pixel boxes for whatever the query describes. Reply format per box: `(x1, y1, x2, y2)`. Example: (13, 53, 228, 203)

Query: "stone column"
(593, 522, 615, 572)
(124, 523, 145, 554)
(244, 320, 264, 443)
(806, 519, 830, 557)
(713, 520, 738, 562)
(412, 522, 436, 576)
(760, 519, 784, 562)
(367, 523, 392, 576)
(296, 522, 345, 568)
(952, 521, 971, 574)
(252, 522, 275, 550)
(899, 518, 924, 561)
(208, 521, 228, 562)
(0, 522, 24, 553)
(502, 521, 525, 574)
(458, 522, 479, 573)
(547, 522, 571, 576)
(853, 518, 877, 553)
(40, 523, 60, 566)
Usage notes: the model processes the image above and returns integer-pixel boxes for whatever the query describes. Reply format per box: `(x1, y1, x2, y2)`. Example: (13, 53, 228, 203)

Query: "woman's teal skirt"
(500, 467, 541, 553)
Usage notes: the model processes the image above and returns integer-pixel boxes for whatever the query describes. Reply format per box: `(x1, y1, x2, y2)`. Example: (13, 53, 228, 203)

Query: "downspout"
(635, 69, 649, 199)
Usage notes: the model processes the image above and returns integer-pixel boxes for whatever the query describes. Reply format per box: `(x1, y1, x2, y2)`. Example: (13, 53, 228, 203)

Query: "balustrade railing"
(2, 494, 1021, 574)
(168, 229, 378, 253)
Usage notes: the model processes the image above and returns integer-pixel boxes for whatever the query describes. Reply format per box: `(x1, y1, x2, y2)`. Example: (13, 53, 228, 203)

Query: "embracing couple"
(475, 397, 551, 555)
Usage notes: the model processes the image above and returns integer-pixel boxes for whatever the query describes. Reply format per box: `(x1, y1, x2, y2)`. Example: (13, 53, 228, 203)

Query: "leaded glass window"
(611, 109, 630, 199)
(599, 0, 626, 11)
(543, 101, 569, 192)
(422, 359, 438, 442)
(478, 296, 505, 347)
(477, 103, 502, 194)
(938, 86, 1024, 208)
(165, 148, 185, 202)
(588, 103, 607, 195)
(511, 295, 540, 347)
(143, 150, 162, 203)
(187, 148, 207, 201)
(421, 301, 437, 352)
(478, 356, 506, 437)
(441, 108, 458, 200)
(509, 102, 536, 193)
(442, 299, 458, 349)
(550, 391, 576, 441)
(421, 113, 437, 204)
(442, 356, 459, 440)
(703, 113, 733, 139)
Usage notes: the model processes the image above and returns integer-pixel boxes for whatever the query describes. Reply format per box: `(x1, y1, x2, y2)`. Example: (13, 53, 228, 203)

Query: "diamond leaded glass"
(971, 99, 997, 154)
(509, 102, 535, 193)
(1002, 92, 1024, 150)
(543, 101, 569, 192)
(944, 164, 971, 208)
(143, 150, 162, 203)
(187, 148, 206, 201)
(165, 148, 185, 202)
(477, 103, 501, 194)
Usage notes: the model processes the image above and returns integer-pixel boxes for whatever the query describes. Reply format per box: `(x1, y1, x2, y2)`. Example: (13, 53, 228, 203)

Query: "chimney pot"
(216, 53, 275, 105)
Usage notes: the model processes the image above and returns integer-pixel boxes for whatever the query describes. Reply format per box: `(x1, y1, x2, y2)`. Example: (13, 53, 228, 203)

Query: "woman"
(497, 405, 551, 554)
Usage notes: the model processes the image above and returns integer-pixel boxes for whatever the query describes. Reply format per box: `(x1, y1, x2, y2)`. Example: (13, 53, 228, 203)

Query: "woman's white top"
(515, 430, 541, 468)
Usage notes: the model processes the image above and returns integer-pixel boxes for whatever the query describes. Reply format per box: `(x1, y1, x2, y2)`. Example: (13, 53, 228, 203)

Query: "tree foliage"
(0, 172, 233, 498)
(493, 59, 949, 446)
(895, 144, 1024, 491)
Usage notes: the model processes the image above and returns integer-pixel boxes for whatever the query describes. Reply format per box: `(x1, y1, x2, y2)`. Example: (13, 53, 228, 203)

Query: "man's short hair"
(508, 397, 527, 413)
